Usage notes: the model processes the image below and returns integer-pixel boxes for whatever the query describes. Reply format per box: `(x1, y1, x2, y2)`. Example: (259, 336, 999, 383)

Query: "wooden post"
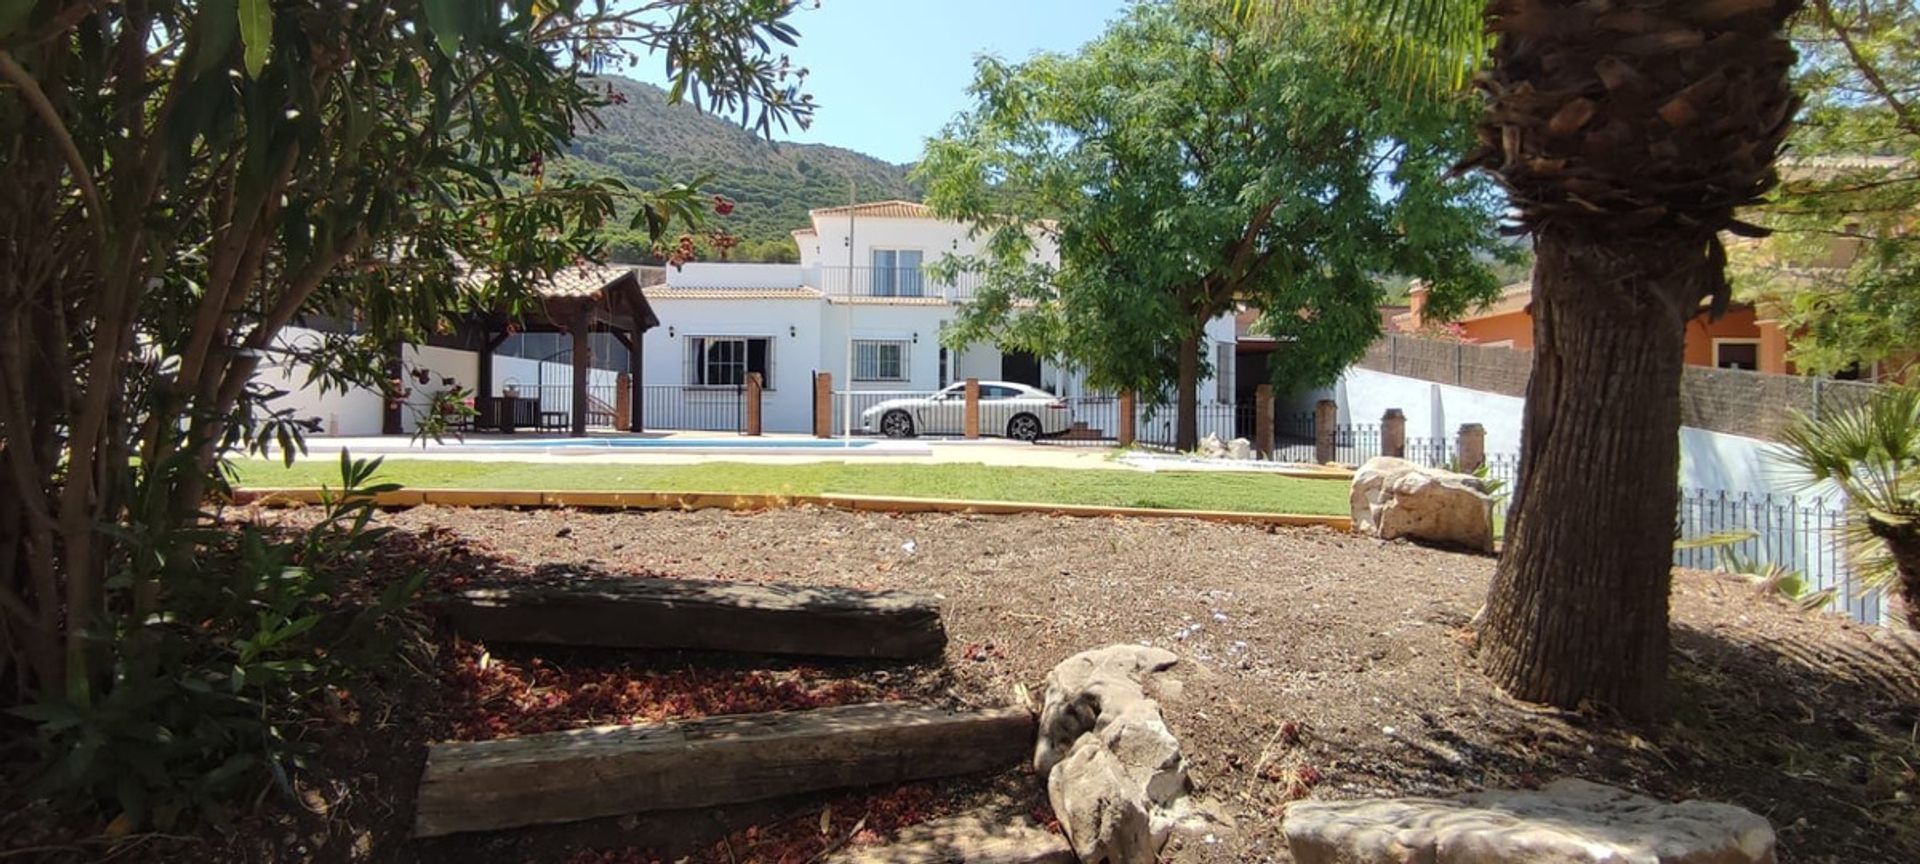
(570, 312, 591, 437)
(383, 339, 405, 435)
(1253, 384, 1274, 457)
(1314, 399, 1337, 464)
(1457, 423, 1487, 473)
(813, 372, 833, 438)
(1117, 391, 1136, 447)
(745, 372, 764, 436)
(621, 329, 644, 434)
(1382, 408, 1406, 459)
(614, 372, 632, 431)
(963, 378, 981, 439)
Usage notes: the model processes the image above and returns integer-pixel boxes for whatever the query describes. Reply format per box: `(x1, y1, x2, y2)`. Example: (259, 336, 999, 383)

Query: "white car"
(861, 381, 1074, 441)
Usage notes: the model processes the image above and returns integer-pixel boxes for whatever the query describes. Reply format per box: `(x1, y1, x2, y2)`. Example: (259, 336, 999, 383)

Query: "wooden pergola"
(386, 264, 663, 437)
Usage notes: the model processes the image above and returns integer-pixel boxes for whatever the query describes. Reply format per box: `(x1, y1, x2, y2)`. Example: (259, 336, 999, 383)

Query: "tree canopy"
(916, 0, 1507, 446)
(1734, 0, 1920, 378)
(0, 0, 810, 817)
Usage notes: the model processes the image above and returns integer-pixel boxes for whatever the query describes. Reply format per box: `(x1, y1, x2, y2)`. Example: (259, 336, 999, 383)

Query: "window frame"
(686, 335, 773, 388)
(1711, 337, 1762, 371)
(852, 338, 911, 383)
(868, 247, 926, 297)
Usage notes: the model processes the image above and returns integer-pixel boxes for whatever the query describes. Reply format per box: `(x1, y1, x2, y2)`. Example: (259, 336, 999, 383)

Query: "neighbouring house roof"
(644, 285, 822, 300)
(807, 200, 934, 220)
(537, 263, 667, 298)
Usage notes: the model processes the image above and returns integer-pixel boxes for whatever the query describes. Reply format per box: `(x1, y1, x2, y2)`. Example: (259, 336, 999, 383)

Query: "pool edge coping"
(231, 487, 1354, 531)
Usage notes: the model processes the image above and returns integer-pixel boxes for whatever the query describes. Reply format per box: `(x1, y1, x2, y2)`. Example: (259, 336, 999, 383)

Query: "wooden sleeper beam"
(414, 702, 1035, 837)
(437, 573, 947, 660)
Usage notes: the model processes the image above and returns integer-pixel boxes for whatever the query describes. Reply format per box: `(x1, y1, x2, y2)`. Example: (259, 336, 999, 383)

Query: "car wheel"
(881, 410, 916, 438)
(1007, 413, 1042, 442)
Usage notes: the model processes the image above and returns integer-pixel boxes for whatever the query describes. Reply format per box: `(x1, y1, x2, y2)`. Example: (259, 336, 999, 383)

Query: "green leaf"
(423, 0, 469, 56)
(192, 0, 239, 75)
(238, 0, 271, 78)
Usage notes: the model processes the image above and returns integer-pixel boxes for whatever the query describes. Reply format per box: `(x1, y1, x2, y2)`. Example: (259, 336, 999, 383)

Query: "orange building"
(1393, 282, 1797, 374)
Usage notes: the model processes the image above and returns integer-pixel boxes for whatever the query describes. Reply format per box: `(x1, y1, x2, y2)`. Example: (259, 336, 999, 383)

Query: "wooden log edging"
(413, 702, 1036, 838)
(235, 488, 1355, 530)
(439, 574, 947, 659)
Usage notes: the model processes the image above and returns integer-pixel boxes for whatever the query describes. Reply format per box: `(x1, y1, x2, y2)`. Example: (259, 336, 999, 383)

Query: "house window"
(1214, 342, 1235, 403)
(938, 346, 952, 387)
(1713, 339, 1760, 371)
(687, 336, 771, 387)
(870, 249, 924, 297)
(853, 340, 910, 382)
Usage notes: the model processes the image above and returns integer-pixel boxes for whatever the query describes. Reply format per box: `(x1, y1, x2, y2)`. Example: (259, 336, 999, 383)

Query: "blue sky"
(627, 0, 1131, 165)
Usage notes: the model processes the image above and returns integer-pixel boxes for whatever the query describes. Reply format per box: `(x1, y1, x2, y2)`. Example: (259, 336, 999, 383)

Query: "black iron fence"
(830, 390, 962, 438)
(1393, 443, 1882, 626)
(1673, 488, 1881, 624)
(640, 385, 745, 433)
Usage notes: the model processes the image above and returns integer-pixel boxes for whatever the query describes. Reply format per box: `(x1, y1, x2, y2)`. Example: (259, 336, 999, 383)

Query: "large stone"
(1285, 778, 1777, 864)
(1227, 437, 1254, 461)
(1349, 457, 1495, 552)
(1197, 433, 1228, 458)
(1034, 645, 1190, 864)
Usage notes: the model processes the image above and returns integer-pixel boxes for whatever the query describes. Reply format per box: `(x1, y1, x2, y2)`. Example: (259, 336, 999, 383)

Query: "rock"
(1197, 433, 1227, 458)
(1349, 457, 1495, 552)
(1284, 778, 1777, 864)
(1227, 438, 1253, 461)
(1034, 645, 1190, 864)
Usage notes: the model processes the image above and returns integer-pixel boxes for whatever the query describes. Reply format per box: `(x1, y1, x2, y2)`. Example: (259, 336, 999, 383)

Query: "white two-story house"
(639, 200, 1240, 435)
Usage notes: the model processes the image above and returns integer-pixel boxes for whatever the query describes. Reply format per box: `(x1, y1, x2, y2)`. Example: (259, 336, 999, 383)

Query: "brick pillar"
(1253, 384, 1275, 458)
(1382, 408, 1406, 459)
(1117, 391, 1136, 447)
(1313, 398, 1337, 464)
(1456, 423, 1487, 473)
(964, 378, 981, 439)
(813, 372, 833, 438)
(745, 372, 764, 436)
(614, 372, 633, 431)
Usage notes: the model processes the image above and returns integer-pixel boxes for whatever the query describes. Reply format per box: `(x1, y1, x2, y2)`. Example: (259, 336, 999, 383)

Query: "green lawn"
(231, 458, 1351, 516)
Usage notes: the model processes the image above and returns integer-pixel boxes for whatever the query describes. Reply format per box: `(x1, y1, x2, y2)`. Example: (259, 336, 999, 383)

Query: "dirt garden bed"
(8, 504, 1917, 863)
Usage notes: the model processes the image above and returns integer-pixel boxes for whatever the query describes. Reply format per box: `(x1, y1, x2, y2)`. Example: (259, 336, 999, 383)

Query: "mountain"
(565, 77, 920, 261)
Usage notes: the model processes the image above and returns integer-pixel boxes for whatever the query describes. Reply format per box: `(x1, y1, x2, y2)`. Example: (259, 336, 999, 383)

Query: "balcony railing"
(815, 266, 984, 302)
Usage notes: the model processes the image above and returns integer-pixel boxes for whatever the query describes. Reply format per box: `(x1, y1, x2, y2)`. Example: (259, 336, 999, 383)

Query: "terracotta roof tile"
(806, 200, 934, 220)
(536, 264, 666, 298)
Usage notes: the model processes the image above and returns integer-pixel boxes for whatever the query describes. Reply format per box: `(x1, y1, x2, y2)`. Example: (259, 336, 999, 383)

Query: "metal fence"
(830, 390, 963, 438)
(1394, 440, 1882, 626)
(1673, 488, 1882, 624)
(1356, 332, 1891, 442)
(640, 385, 745, 433)
(1133, 401, 1248, 450)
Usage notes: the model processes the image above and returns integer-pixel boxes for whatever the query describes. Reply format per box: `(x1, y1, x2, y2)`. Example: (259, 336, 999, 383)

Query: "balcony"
(813, 266, 984, 303)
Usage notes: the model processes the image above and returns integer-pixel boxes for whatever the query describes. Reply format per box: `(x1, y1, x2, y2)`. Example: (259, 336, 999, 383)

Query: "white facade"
(257, 201, 1238, 439)
(642, 201, 1236, 435)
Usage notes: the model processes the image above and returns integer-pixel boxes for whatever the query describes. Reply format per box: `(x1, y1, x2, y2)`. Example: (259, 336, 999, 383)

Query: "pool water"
(479, 437, 878, 450)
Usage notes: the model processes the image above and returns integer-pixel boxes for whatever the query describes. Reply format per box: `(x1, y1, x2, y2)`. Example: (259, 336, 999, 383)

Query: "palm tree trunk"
(1478, 226, 1712, 720)
(1176, 334, 1199, 451)
(1868, 522, 1920, 630)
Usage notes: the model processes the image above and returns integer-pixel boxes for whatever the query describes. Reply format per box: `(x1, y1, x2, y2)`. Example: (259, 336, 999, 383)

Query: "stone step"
(437, 573, 946, 660)
(414, 702, 1035, 838)
(824, 813, 1072, 864)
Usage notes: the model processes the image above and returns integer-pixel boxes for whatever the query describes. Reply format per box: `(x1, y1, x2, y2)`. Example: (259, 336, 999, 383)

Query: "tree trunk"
(1868, 522, 1920, 631)
(1176, 333, 1200, 452)
(1478, 226, 1711, 721)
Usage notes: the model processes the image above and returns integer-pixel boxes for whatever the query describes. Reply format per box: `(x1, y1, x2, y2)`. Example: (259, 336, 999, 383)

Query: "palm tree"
(1776, 388, 1920, 629)
(1261, 0, 1805, 718)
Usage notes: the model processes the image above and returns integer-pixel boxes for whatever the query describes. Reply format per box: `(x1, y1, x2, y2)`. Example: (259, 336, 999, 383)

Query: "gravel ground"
(210, 506, 1920, 862)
